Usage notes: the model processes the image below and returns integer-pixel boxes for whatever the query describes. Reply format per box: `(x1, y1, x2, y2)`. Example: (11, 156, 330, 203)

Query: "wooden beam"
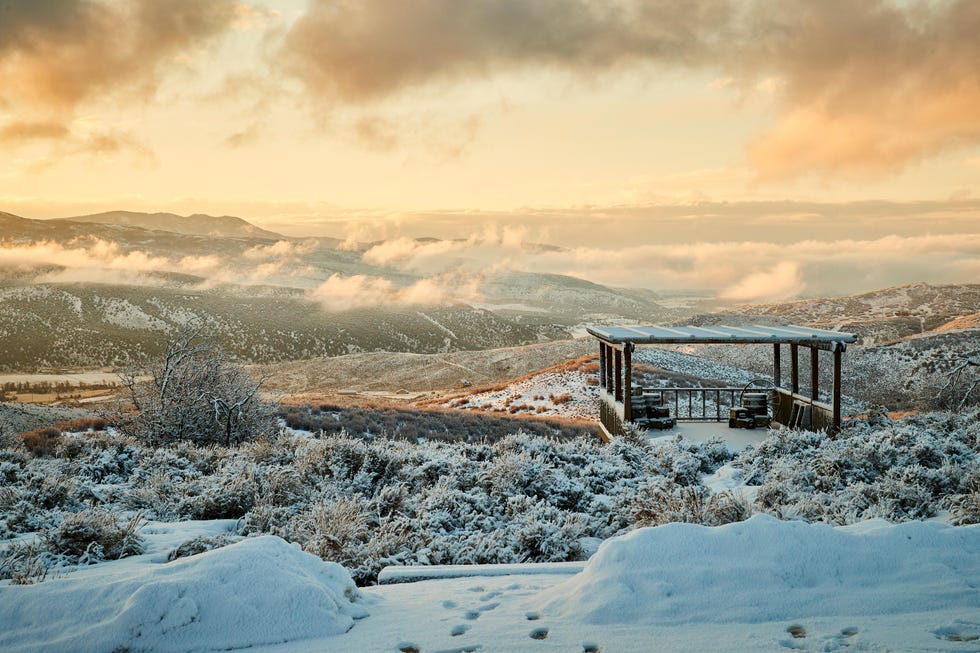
(790, 344, 799, 394)
(832, 347, 842, 435)
(773, 344, 781, 387)
(614, 348, 623, 403)
(810, 346, 819, 401)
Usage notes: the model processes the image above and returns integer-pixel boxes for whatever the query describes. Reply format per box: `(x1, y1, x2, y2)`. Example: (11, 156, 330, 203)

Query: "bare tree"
(936, 353, 980, 411)
(119, 323, 275, 446)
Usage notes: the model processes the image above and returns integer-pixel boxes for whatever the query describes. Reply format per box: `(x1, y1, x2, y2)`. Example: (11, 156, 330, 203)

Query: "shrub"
(17, 427, 62, 457)
(42, 509, 144, 564)
(0, 540, 48, 584)
(53, 417, 109, 433)
(950, 479, 980, 526)
(119, 323, 277, 447)
(168, 533, 242, 561)
(632, 481, 750, 527)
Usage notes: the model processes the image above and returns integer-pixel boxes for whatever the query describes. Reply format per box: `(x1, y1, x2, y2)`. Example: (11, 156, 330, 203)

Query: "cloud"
(719, 261, 804, 302)
(0, 121, 71, 143)
(243, 239, 317, 261)
(278, 0, 980, 177)
(0, 0, 242, 155)
(740, 0, 980, 178)
(307, 273, 480, 311)
(0, 236, 314, 289)
(279, 0, 729, 102)
(355, 228, 980, 301)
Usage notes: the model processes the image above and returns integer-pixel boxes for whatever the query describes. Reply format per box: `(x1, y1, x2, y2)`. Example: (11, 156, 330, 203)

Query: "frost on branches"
(1, 407, 978, 585)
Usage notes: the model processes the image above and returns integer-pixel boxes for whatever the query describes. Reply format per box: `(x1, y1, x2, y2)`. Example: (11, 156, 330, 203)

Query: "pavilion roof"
(586, 324, 857, 348)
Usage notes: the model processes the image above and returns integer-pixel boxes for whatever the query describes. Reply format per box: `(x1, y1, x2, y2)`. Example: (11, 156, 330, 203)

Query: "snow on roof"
(587, 324, 857, 346)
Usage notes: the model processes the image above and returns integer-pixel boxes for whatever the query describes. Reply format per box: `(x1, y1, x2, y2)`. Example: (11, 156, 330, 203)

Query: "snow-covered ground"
(439, 369, 599, 420)
(1, 517, 978, 652)
(2, 408, 978, 651)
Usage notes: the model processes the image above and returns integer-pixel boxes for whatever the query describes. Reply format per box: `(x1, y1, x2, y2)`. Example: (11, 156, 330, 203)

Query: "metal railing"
(656, 387, 742, 421)
(600, 385, 835, 437)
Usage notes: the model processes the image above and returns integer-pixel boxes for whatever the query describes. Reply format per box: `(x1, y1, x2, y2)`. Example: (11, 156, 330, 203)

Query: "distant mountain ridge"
(54, 211, 284, 240)
(715, 282, 980, 345)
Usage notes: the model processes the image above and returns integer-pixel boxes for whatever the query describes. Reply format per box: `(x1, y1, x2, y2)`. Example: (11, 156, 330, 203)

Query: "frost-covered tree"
(920, 352, 980, 411)
(119, 324, 275, 446)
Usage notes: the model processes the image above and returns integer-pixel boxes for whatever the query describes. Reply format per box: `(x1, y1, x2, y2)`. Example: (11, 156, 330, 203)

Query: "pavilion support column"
(614, 348, 623, 403)
(773, 344, 782, 387)
(623, 343, 633, 422)
(810, 346, 819, 402)
(832, 346, 843, 435)
(790, 344, 799, 394)
(598, 342, 606, 391)
(605, 342, 614, 396)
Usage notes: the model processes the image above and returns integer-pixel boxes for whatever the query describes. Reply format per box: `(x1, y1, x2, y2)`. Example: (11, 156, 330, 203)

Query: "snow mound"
(541, 515, 980, 626)
(0, 536, 367, 653)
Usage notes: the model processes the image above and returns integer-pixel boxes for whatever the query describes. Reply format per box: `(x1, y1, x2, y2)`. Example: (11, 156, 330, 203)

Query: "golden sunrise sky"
(1, 0, 979, 298)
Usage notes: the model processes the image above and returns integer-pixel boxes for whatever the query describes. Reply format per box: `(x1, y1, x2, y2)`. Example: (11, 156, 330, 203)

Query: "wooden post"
(598, 342, 606, 390)
(810, 346, 819, 401)
(605, 342, 614, 395)
(773, 344, 782, 387)
(623, 343, 632, 422)
(614, 347, 623, 403)
(790, 344, 799, 394)
(832, 345, 843, 435)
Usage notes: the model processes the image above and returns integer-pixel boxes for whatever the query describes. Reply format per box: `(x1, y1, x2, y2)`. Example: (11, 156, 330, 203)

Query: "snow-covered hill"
(721, 282, 980, 345)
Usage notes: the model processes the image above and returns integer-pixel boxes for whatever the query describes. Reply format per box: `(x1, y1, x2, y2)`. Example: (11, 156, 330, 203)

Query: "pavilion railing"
(599, 385, 835, 438)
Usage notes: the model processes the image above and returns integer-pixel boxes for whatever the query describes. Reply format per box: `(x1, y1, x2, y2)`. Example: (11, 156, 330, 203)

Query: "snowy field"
(1, 517, 978, 652)
(2, 408, 978, 651)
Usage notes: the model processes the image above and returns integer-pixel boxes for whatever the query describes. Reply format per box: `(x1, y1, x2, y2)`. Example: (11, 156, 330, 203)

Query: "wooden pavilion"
(586, 325, 858, 441)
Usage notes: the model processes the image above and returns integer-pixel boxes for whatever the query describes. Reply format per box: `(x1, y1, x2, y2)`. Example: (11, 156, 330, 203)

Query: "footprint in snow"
(450, 624, 470, 637)
(464, 609, 481, 621)
(840, 627, 858, 638)
(525, 611, 541, 621)
(397, 643, 420, 653)
(582, 643, 602, 653)
(467, 585, 486, 593)
(479, 590, 502, 601)
(477, 602, 499, 612)
(442, 600, 457, 609)
(529, 627, 549, 640)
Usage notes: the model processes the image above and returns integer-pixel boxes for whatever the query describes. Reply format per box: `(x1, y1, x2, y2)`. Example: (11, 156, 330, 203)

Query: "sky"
(1, 0, 979, 299)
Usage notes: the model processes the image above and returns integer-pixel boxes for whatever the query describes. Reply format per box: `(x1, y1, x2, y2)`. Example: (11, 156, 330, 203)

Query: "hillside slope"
(721, 282, 980, 344)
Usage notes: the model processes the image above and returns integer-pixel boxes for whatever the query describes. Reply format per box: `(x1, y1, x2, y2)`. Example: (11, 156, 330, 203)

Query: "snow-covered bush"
(3, 406, 977, 585)
(41, 509, 144, 564)
(733, 409, 980, 524)
(632, 479, 750, 527)
(168, 533, 242, 561)
(119, 324, 276, 446)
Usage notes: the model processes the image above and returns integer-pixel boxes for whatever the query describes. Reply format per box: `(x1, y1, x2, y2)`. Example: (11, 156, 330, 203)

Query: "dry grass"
(42, 509, 145, 562)
(168, 533, 241, 561)
(950, 480, 980, 526)
(52, 417, 109, 433)
(17, 427, 62, 457)
(633, 484, 751, 528)
(0, 541, 48, 585)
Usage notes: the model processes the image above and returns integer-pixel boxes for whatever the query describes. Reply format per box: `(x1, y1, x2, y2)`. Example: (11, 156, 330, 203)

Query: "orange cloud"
(278, 0, 980, 178)
(0, 0, 241, 155)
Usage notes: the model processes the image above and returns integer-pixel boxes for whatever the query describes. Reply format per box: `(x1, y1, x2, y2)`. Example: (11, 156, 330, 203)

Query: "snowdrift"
(541, 515, 980, 626)
(0, 536, 367, 653)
